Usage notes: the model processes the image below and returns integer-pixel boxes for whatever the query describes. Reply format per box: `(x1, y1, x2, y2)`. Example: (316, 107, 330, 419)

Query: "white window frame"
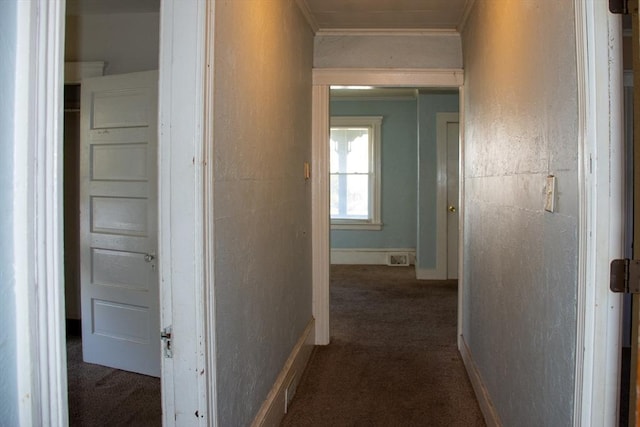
(329, 115, 382, 230)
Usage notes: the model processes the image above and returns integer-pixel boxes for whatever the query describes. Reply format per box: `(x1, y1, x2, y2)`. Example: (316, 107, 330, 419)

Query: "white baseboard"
(415, 268, 445, 280)
(330, 248, 416, 265)
(459, 334, 502, 427)
(251, 318, 316, 427)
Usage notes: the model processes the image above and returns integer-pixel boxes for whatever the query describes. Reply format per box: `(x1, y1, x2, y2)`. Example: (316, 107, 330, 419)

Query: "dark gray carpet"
(281, 265, 486, 427)
(66, 336, 161, 426)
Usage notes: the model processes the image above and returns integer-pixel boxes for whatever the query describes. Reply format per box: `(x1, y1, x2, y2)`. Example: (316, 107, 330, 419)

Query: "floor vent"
(387, 253, 409, 266)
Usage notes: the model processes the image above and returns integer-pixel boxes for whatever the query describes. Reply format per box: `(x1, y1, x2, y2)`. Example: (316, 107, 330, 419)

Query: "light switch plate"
(544, 175, 556, 213)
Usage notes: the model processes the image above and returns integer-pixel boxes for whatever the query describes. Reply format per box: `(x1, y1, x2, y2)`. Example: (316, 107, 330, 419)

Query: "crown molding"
(457, 0, 477, 33)
(315, 28, 460, 37)
(313, 68, 464, 87)
(294, 0, 319, 34)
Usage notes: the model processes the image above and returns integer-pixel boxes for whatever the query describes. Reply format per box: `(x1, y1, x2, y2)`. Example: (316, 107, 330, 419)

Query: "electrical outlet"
(544, 175, 556, 213)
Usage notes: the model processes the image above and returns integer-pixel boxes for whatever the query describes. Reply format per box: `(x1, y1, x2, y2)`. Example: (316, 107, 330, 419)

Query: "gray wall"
(0, 0, 19, 424)
(462, 1, 578, 425)
(330, 98, 418, 249)
(213, 1, 314, 425)
(65, 12, 159, 75)
(314, 33, 462, 69)
(416, 92, 459, 271)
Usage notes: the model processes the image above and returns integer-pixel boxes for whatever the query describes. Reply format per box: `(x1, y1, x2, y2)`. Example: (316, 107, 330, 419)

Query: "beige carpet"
(66, 336, 161, 426)
(281, 265, 486, 427)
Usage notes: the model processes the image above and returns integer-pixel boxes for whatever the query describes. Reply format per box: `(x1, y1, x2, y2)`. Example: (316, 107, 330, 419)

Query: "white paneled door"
(80, 71, 160, 377)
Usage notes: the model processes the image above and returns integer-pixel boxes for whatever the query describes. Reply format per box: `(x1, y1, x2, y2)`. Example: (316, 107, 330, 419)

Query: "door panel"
(92, 143, 149, 181)
(80, 70, 159, 377)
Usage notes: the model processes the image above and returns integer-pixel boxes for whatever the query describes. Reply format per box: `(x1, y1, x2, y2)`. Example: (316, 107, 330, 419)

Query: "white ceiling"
(303, 0, 472, 31)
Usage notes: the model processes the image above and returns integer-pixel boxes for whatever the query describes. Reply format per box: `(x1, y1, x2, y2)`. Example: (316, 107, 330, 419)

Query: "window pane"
(330, 173, 369, 219)
(330, 127, 369, 174)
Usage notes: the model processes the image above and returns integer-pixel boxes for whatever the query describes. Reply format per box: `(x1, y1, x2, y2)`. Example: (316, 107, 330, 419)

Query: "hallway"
(281, 265, 484, 426)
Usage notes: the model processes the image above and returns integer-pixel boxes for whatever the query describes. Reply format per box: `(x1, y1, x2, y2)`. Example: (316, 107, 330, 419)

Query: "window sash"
(329, 116, 382, 229)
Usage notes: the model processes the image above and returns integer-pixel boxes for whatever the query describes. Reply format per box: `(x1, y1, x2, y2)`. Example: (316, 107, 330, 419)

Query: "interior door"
(446, 120, 460, 279)
(80, 70, 160, 377)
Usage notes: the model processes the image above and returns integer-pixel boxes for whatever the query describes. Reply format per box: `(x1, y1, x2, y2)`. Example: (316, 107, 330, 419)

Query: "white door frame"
(311, 68, 464, 344)
(15, 0, 214, 425)
(574, 0, 624, 425)
(158, 0, 213, 425)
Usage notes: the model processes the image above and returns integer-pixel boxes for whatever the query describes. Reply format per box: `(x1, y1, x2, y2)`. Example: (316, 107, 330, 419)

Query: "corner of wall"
(251, 319, 316, 427)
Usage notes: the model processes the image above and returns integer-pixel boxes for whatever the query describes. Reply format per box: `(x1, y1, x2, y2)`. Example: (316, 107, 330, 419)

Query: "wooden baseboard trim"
(251, 318, 316, 427)
(459, 334, 502, 427)
(331, 248, 416, 265)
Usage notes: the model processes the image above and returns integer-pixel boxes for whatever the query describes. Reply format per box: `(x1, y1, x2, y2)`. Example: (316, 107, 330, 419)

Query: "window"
(330, 116, 382, 230)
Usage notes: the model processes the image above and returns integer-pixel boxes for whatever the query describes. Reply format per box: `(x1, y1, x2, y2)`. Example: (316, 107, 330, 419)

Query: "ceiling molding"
(332, 95, 417, 102)
(315, 28, 460, 37)
(313, 68, 464, 87)
(331, 88, 419, 101)
(294, 0, 319, 34)
(457, 0, 477, 33)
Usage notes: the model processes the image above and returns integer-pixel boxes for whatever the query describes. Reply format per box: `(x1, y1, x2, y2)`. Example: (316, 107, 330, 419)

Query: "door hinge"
(611, 259, 640, 293)
(161, 325, 173, 358)
(609, 0, 629, 14)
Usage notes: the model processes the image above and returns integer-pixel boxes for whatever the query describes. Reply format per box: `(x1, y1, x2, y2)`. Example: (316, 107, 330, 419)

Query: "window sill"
(331, 222, 383, 231)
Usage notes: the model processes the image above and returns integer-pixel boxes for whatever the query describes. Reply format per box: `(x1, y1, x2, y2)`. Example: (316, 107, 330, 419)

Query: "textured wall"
(65, 12, 159, 75)
(462, 1, 578, 425)
(416, 92, 459, 271)
(0, 0, 19, 424)
(330, 99, 418, 249)
(213, 1, 314, 425)
(314, 34, 462, 69)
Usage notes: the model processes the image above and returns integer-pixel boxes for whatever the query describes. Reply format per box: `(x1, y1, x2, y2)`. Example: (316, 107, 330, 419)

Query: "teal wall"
(330, 99, 418, 249)
(417, 92, 459, 270)
(0, 1, 19, 424)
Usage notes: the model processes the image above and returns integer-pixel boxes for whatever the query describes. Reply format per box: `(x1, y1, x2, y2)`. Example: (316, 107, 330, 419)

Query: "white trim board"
(251, 319, 316, 427)
(573, 0, 624, 425)
(459, 335, 501, 426)
(14, 1, 67, 425)
(311, 85, 331, 346)
(313, 68, 464, 87)
(158, 0, 211, 424)
(316, 29, 460, 37)
(331, 248, 416, 265)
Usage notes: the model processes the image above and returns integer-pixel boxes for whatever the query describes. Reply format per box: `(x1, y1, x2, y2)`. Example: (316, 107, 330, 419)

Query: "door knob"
(144, 253, 155, 262)
(448, 205, 456, 213)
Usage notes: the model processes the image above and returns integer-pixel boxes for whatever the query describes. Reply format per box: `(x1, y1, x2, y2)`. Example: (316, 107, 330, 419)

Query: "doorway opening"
(327, 87, 459, 279)
(310, 69, 464, 345)
(325, 84, 460, 337)
(62, 5, 162, 424)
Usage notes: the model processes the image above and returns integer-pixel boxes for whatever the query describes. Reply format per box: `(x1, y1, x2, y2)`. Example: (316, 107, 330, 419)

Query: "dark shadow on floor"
(67, 335, 161, 426)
